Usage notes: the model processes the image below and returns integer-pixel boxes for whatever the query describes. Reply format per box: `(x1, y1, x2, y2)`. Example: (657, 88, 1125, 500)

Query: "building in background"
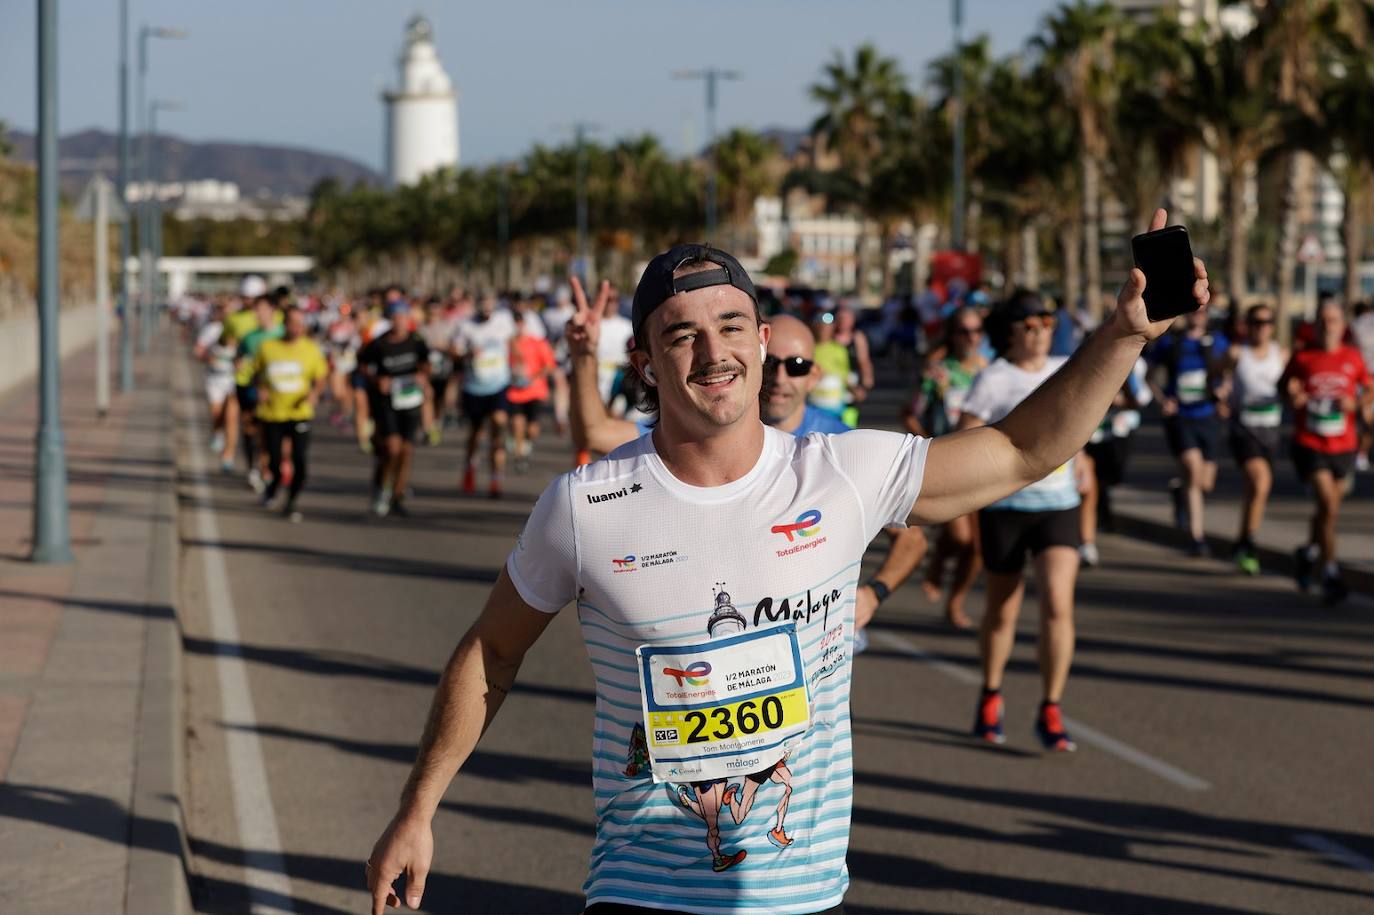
(383, 14, 460, 187)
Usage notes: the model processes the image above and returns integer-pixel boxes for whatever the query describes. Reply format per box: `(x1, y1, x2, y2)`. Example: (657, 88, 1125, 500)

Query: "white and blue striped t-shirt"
(507, 425, 928, 913)
(961, 356, 1081, 513)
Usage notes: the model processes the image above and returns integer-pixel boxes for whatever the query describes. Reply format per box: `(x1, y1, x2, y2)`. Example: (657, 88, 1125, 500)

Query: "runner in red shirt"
(1281, 300, 1373, 604)
(507, 306, 558, 473)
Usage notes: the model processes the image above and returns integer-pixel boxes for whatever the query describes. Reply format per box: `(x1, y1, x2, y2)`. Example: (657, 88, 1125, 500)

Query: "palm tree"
(711, 128, 782, 253)
(810, 44, 909, 296)
(1036, 1, 1126, 318)
(1318, 0, 1374, 306)
(1171, 24, 1285, 311)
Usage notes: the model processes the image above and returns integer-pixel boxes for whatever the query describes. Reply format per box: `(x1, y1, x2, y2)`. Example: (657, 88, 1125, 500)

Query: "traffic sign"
(74, 174, 128, 223)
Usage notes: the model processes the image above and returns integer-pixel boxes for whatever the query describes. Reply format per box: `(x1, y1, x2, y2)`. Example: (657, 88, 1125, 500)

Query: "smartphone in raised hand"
(1131, 225, 1200, 323)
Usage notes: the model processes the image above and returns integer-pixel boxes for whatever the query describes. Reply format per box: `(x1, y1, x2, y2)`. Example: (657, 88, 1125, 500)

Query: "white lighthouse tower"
(383, 14, 459, 186)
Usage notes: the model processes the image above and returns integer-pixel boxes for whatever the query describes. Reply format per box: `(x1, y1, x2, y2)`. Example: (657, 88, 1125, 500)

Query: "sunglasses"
(1248, 318, 1274, 326)
(1016, 315, 1054, 331)
(954, 325, 983, 336)
(765, 355, 814, 377)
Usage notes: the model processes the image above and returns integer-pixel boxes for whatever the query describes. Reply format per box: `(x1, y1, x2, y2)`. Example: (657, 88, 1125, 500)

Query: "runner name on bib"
(391, 373, 424, 410)
(1306, 399, 1346, 437)
(1177, 368, 1208, 404)
(636, 625, 811, 783)
(1240, 400, 1281, 428)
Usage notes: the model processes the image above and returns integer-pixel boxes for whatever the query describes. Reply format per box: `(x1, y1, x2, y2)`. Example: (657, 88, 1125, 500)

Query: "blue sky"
(2, 0, 1062, 170)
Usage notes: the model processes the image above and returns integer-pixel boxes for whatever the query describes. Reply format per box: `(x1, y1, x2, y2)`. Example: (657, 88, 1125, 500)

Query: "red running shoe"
(461, 465, 476, 495)
(1035, 701, 1077, 752)
(972, 691, 1005, 744)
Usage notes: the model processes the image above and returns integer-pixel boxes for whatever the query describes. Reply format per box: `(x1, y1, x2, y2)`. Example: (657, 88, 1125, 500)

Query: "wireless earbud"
(642, 365, 656, 385)
(759, 343, 768, 362)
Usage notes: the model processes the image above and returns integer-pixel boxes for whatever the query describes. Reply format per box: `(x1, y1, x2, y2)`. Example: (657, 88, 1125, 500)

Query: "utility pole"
(33, 0, 72, 563)
(673, 68, 741, 240)
(136, 24, 187, 353)
(951, 0, 967, 251)
(117, 0, 133, 392)
(148, 98, 182, 323)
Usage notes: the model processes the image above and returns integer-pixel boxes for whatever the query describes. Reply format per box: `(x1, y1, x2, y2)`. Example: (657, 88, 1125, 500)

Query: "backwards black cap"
(631, 243, 757, 343)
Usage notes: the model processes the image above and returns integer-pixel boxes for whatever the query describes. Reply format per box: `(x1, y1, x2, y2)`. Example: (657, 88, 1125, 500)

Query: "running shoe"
(972, 691, 1005, 744)
(209, 432, 224, 454)
(1033, 697, 1077, 747)
(282, 501, 302, 524)
(1035, 702, 1077, 752)
(1079, 542, 1100, 567)
(219, 458, 234, 474)
(1293, 546, 1315, 593)
(712, 850, 747, 872)
(247, 468, 266, 495)
(1187, 538, 1210, 558)
(1321, 574, 1349, 607)
(1356, 452, 1370, 473)
(372, 488, 392, 517)
(767, 827, 794, 849)
(426, 426, 442, 447)
(358, 436, 373, 455)
(721, 784, 740, 808)
(389, 499, 410, 518)
(461, 465, 477, 495)
(1235, 548, 1260, 576)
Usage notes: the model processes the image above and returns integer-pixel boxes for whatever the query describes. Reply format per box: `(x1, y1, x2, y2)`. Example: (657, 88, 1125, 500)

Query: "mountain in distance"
(8, 128, 380, 199)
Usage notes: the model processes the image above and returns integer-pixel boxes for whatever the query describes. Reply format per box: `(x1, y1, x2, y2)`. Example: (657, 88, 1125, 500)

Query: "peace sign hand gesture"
(566, 276, 611, 360)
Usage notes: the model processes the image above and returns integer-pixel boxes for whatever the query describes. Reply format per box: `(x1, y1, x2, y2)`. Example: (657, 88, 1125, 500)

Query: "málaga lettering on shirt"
(752, 587, 843, 629)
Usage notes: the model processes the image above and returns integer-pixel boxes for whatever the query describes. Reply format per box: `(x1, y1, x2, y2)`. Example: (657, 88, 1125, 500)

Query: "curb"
(124, 337, 193, 915)
(1109, 508, 1374, 600)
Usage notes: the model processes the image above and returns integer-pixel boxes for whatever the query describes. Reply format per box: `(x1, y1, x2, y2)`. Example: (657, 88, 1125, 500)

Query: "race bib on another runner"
(1306, 399, 1346, 437)
(390, 373, 424, 410)
(1176, 368, 1208, 405)
(1240, 401, 1281, 429)
(472, 348, 507, 387)
(266, 360, 305, 394)
(636, 625, 811, 784)
(810, 374, 847, 412)
(1022, 461, 1071, 494)
(943, 387, 968, 426)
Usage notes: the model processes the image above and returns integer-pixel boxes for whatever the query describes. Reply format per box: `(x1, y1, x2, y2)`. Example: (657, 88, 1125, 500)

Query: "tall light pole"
(950, 0, 967, 251)
(117, 0, 133, 392)
(136, 24, 186, 353)
(33, 0, 72, 563)
(148, 98, 183, 321)
(564, 121, 599, 282)
(674, 68, 741, 240)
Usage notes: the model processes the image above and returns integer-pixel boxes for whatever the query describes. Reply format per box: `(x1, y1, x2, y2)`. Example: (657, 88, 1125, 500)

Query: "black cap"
(631, 243, 757, 343)
(998, 290, 1051, 323)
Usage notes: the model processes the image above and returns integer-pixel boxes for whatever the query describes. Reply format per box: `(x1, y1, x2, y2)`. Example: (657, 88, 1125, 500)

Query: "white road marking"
(870, 629, 1212, 791)
(1294, 832, 1374, 880)
(179, 357, 297, 913)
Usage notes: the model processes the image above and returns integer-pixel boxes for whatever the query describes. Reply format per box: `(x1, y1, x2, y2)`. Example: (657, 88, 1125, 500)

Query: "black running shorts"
(1291, 444, 1356, 481)
(1164, 415, 1219, 460)
(1228, 422, 1280, 466)
(978, 507, 1081, 575)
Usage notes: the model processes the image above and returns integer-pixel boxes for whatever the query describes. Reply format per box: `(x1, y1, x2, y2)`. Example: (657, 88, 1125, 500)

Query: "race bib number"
(1240, 402, 1281, 429)
(472, 348, 507, 386)
(1306, 399, 1346, 437)
(1176, 368, 1208, 405)
(390, 373, 424, 410)
(266, 360, 305, 394)
(636, 625, 811, 783)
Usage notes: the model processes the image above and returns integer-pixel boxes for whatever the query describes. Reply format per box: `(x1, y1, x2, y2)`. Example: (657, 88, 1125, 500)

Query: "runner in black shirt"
(360, 301, 431, 517)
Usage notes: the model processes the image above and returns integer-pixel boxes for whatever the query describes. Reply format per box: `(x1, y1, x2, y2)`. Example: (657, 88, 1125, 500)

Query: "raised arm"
(911, 209, 1209, 525)
(566, 276, 640, 454)
(366, 568, 557, 914)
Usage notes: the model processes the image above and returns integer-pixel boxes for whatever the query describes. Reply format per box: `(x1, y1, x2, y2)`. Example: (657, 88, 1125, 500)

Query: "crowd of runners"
(168, 233, 1371, 914)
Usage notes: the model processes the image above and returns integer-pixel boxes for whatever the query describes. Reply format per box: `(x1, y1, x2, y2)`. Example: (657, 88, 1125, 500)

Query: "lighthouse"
(383, 14, 459, 187)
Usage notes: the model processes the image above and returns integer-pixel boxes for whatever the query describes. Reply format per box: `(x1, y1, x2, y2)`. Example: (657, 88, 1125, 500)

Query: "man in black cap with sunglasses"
(368, 226, 1209, 915)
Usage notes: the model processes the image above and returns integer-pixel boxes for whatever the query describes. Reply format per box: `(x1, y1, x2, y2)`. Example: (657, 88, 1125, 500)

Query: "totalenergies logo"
(771, 509, 822, 542)
(611, 555, 636, 572)
(662, 661, 712, 687)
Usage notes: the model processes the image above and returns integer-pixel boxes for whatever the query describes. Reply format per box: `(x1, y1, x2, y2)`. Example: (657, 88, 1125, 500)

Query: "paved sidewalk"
(0, 329, 188, 914)
(1106, 419, 1373, 595)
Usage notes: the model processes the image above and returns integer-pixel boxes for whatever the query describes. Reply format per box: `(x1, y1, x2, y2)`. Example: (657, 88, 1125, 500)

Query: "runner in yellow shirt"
(252, 306, 328, 522)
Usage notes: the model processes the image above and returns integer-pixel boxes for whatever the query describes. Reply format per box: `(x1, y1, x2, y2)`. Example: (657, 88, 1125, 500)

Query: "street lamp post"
(136, 24, 186, 354)
(32, 0, 72, 563)
(148, 99, 182, 322)
(117, 0, 133, 392)
(564, 121, 599, 282)
(951, 0, 967, 251)
(673, 68, 741, 240)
